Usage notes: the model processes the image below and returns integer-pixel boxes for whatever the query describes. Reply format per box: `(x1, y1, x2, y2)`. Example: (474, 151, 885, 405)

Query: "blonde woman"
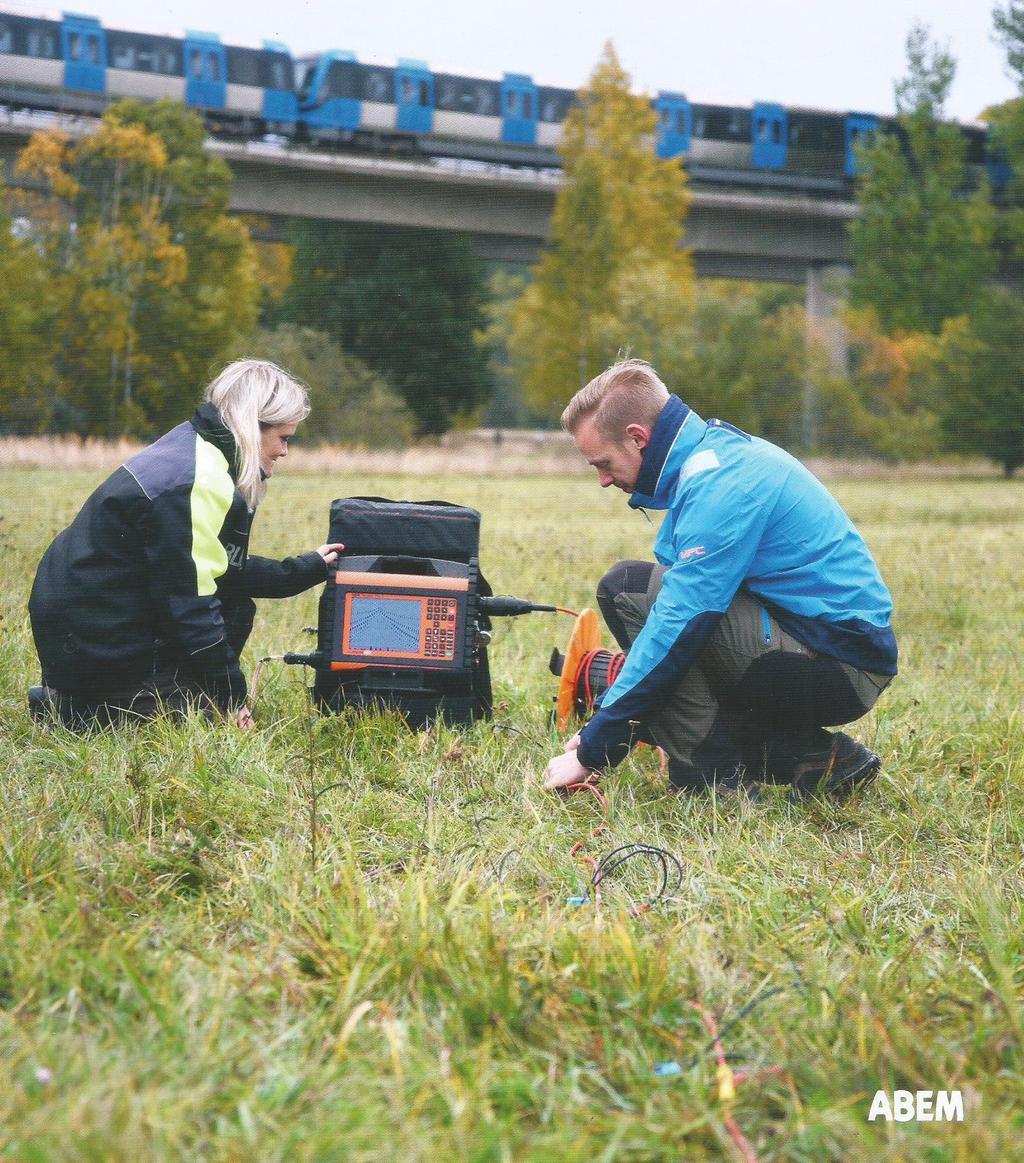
(28, 359, 342, 729)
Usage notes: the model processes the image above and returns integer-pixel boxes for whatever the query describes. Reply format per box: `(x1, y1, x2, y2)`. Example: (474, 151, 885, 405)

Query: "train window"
(506, 90, 518, 116)
(208, 52, 220, 81)
(537, 87, 571, 123)
(28, 29, 56, 58)
(438, 80, 457, 109)
(296, 63, 313, 102)
(228, 48, 259, 87)
(366, 70, 389, 101)
(163, 47, 178, 74)
(419, 78, 429, 106)
(756, 117, 767, 143)
(0, 25, 10, 54)
(112, 43, 134, 69)
(676, 109, 686, 134)
(523, 92, 532, 119)
(190, 48, 202, 78)
(694, 114, 706, 137)
(772, 120, 781, 145)
(69, 32, 81, 60)
(270, 58, 288, 90)
(658, 107, 671, 127)
(475, 84, 493, 114)
(400, 75, 413, 103)
(790, 123, 801, 145)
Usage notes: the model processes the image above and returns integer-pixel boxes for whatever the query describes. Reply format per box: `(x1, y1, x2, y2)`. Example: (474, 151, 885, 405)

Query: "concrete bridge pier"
(803, 263, 851, 450)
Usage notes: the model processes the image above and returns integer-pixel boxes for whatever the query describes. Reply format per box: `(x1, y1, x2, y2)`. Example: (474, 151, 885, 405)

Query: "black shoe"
(789, 732, 881, 799)
(28, 685, 56, 724)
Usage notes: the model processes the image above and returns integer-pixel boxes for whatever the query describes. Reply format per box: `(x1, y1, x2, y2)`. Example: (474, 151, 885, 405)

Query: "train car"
(0, 9, 66, 110)
(655, 91, 886, 193)
(296, 49, 574, 166)
(0, 8, 296, 135)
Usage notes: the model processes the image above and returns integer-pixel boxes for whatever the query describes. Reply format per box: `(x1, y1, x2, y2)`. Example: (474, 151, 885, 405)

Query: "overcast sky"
(13, 0, 1019, 123)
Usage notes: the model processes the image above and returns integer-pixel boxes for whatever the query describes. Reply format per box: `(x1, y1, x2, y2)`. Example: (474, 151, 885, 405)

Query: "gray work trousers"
(598, 560, 892, 789)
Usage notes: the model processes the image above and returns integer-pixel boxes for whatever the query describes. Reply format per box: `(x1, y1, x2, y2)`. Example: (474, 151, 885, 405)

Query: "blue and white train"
(0, 9, 296, 135)
(0, 7, 999, 195)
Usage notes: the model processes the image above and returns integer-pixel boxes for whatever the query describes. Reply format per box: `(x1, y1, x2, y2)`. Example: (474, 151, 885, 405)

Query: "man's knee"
(597, 560, 660, 650)
(597, 559, 655, 603)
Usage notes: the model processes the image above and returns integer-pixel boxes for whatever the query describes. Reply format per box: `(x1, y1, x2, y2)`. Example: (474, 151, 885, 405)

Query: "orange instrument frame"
(327, 571, 470, 673)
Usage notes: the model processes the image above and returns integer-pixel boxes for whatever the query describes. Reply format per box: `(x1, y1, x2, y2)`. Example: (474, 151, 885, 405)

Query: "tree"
(238, 324, 416, 448)
(278, 220, 491, 436)
(988, 4, 1024, 245)
(848, 23, 996, 335)
(475, 269, 550, 428)
(0, 176, 61, 432)
(592, 276, 825, 452)
(509, 42, 693, 416)
(894, 6, 1024, 476)
(939, 290, 1024, 477)
(14, 99, 261, 436)
(993, 1, 1024, 83)
(827, 307, 947, 462)
(113, 100, 261, 432)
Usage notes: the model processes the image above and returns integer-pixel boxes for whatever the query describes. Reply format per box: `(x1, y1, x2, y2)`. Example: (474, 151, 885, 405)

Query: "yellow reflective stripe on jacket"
(190, 434, 234, 596)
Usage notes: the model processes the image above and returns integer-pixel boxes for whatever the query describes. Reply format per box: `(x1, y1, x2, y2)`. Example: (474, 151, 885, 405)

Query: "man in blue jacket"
(544, 359, 897, 797)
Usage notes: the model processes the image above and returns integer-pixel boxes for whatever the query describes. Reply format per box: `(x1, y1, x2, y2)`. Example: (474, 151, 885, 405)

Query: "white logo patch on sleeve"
(680, 449, 720, 481)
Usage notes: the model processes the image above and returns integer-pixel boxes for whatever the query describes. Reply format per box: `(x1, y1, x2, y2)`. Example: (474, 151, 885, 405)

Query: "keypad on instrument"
(424, 597, 458, 659)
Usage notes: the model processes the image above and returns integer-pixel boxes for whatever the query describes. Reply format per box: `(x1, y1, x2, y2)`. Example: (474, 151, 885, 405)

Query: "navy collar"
(628, 395, 693, 510)
(191, 402, 240, 480)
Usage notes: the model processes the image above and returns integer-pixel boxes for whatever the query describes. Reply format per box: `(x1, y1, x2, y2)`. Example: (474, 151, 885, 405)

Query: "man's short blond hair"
(561, 359, 670, 440)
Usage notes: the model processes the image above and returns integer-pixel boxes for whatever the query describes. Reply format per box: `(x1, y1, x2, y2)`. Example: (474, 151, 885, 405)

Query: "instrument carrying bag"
(312, 497, 493, 728)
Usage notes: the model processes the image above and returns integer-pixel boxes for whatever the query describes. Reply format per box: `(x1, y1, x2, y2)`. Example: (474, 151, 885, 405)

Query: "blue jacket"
(576, 395, 897, 771)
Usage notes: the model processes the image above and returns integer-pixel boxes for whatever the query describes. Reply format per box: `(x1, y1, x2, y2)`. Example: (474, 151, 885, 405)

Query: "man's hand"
(316, 542, 346, 565)
(236, 704, 255, 730)
(544, 748, 593, 791)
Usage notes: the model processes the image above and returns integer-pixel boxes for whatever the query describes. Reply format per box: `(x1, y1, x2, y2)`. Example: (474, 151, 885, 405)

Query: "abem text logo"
(868, 1090, 965, 1122)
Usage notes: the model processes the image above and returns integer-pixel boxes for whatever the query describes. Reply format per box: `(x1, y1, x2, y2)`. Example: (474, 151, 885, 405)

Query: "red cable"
(686, 1002, 788, 1163)
(577, 649, 602, 709)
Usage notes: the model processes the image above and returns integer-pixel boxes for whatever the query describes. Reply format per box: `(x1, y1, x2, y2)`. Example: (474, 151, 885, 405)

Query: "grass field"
(1, 465, 1022, 1161)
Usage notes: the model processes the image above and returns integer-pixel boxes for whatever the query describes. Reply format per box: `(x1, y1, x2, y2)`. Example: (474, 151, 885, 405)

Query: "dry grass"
(0, 433, 1004, 480)
(0, 433, 585, 477)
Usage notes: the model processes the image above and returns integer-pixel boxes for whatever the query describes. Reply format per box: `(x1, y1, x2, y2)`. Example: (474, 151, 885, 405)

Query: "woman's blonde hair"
(204, 359, 310, 509)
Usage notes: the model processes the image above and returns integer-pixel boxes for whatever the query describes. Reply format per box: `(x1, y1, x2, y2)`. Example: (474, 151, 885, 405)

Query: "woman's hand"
(236, 704, 255, 730)
(316, 542, 345, 565)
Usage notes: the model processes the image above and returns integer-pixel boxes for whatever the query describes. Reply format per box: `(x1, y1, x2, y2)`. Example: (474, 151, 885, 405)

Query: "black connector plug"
(478, 596, 558, 617)
(283, 651, 326, 667)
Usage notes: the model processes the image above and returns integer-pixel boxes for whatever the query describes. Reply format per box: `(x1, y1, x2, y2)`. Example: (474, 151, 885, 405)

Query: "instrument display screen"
(348, 595, 424, 654)
(329, 571, 469, 671)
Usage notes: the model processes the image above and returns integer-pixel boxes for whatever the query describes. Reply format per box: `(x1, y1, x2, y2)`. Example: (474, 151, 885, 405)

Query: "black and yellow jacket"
(29, 403, 326, 710)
